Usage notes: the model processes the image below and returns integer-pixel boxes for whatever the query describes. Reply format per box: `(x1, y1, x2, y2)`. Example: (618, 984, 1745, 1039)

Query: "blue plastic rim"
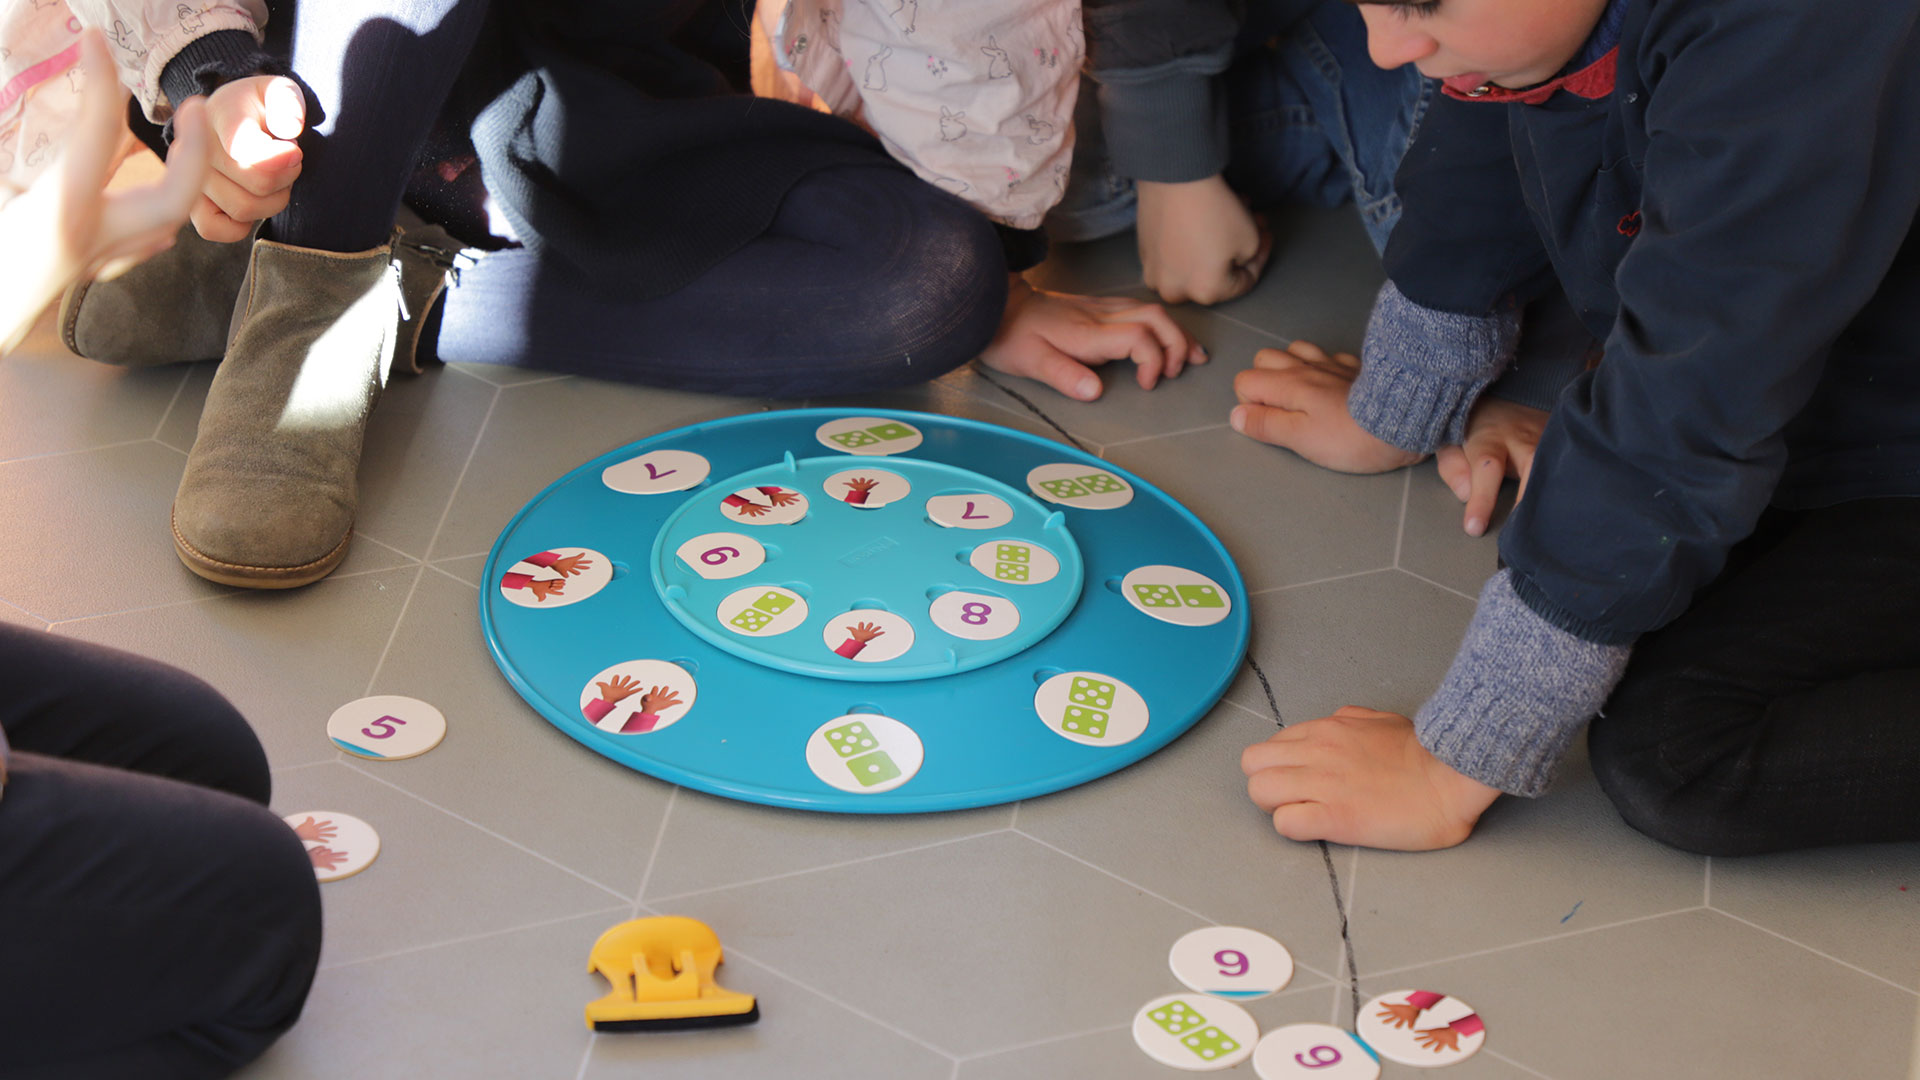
(480, 408, 1251, 813)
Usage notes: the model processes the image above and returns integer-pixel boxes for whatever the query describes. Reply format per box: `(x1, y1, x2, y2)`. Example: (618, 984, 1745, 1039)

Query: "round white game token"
(578, 659, 699, 735)
(824, 468, 911, 509)
(1026, 462, 1134, 510)
(1169, 926, 1294, 999)
(925, 493, 1015, 530)
(675, 532, 767, 580)
(967, 538, 1060, 586)
(719, 485, 808, 526)
(717, 585, 810, 638)
(928, 590, 1020, 641)
(326, 695, 447, 761)
(821, 609, 915, 663)
(496, 546, 612, 609)
(1034, 671, 1149, 746)
(1132, 994, 1257, 1071)
(1356, 990, 1485, 1068)
(601, 449, 710, 494)
(1121, 565, 1233, 627)
(1253, 1024, 1380, 1080)
(283, 810, 380, 883)
(816, 416, 924, 456)
(804, 714, 924, 793)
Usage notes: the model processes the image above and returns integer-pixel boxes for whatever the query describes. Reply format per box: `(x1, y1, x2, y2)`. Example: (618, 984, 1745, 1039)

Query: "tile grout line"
(1249, 566, 1394, 597)
(337, 758, 633, 902)
(317, 903, 631, 973)
(359, 564, 428, 697)
(147, 366, 194, 441)
(971, 367, 1097, 454)
(418, 385, 502, 561)
(1703, 856, 1712, 907)
(1209, 307, 1297, 347)
(1100, 421, 1230, 450)
(571, 1036, 596, 1080)
(0, 436, 155, 467)
(1394, 566, 1480, 604)
(1485, 1048, 1560, 1080)
(719, 942, 962, 1063)
(43, 559, 414, 630)
(1360, 906, 1704, 980)
(1392, 467, 1411, 567)
(646, 827, 1014, 905)
(422, 561, 479, 590)
(629, 786, 678, 914)
(1707, 908, 1920, 997)
(268, 758, 338, 776)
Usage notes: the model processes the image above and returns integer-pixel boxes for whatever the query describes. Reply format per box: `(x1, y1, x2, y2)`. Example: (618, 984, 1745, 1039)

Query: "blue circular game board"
(480, 409, 1249, 813)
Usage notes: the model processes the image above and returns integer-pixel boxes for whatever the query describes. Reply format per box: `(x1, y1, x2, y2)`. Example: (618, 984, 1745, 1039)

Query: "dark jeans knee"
(1588, 678, 1770, 857)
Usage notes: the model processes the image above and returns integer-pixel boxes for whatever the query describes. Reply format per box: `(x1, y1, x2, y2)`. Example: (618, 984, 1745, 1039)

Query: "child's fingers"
(59, 31, 130, 206)
(1435, 446, 1472, 501)
(1100, 301, 1189, 368)
(190, 195, 253, 243)
(201, 167, 291, 225)
(1250, 347, 1299, 372)
(1461, 447, 1507, 537)
(1271, 801, 1336, 843)
(1284, 339, 1331, 363)
(1064, 318, 1167, 390)
(1002, 342, 1105, 401)
(1229, 402, 1311, 448)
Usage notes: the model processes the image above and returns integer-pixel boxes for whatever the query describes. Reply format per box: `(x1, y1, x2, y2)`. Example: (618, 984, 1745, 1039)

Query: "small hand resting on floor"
(1241, 706, 1502, 851)
(979, 275, 1207, 401)
(1435, 397, 1548, 537)
(1230, 340, 1423, 473)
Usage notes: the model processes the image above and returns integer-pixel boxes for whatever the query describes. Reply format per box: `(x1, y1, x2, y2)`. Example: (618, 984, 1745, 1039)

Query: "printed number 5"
(701, 546, 741, 565)
(1295, 1045, 1342, 1068)
(362, 715, 407, 739)
(1215, 949, 1248, 978)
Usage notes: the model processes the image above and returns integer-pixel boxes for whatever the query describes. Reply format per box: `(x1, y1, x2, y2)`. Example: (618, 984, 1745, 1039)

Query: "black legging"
(0, 626, 321, 1080)
(1588, 497, 1920, 856)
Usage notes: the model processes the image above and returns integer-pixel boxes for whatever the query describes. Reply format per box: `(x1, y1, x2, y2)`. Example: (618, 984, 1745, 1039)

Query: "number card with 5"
(1168, 926, 1295, 1000)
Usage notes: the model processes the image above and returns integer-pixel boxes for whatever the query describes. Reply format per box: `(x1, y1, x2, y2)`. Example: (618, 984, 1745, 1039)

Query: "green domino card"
(730, 609, 772, 632)
(1062, 705, 1109, 738)
(824, 722, 877, 758)
(1076, 473, 1125, 493)
(845, 750, 902, 787)
(1182, 1027, 1240, 1061)
(995, 562, 1030, 582)
(1149, 1002, 1207, 1037)
(864, 422, 915, 441)
(751, 591, 794, 615)
(831, 430, 880, 448)
(1040, 478, 1090, 499)
(1177, 584, 1225, 608)
(1070, 677, 1117, 709)
(995, 544, 1030, 563)
(1132, 583, 1182, 608)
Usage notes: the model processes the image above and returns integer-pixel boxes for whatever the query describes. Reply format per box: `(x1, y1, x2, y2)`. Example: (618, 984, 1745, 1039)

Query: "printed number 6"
(701, 546, 741, 565)
(1215, 949, 1248, 978)
(1295, 1045, 1343, 1068)
(362, 715, 407, 739)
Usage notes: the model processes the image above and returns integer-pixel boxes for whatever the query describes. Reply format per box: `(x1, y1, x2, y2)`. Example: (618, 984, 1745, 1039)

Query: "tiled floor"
(4, 206, 1916, 1079)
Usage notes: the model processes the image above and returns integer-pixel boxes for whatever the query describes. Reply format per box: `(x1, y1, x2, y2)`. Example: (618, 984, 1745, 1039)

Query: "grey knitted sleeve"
(1347, 281, 1520, 454)
(1415, 569, 1633, 797)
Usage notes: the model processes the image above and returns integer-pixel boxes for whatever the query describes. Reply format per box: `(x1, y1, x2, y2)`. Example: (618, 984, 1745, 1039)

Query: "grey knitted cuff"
(1415, 569, 1633, 797)
(1097, 56, 1232, 183)
(1349, 281, 1520, 454)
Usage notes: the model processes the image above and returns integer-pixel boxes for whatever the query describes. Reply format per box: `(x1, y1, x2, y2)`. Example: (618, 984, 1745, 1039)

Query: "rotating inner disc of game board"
(480, 409, 1250, 813)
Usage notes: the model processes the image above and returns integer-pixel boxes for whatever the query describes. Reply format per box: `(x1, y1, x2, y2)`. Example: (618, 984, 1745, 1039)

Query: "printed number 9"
(1214, 949, 1248, 978)
(960, 601, 992, 626)
(701, 546, 741, 565)
(1295, 1046, 1343, 1069)
(362, 715, 407, 739)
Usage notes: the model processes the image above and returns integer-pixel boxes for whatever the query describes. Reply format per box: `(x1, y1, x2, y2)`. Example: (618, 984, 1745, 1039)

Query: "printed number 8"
(1214, 949, 1248, 978)
(1295, 1046, 1343, 1068)
(960, 601, 992, 625)
(701, 546, 741, 565)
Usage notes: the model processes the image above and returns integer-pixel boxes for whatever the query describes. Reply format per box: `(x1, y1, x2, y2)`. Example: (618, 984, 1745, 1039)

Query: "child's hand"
(193, 74, 306, 242)
(1240, 706, 1501, 851)
(1137, 175, 1272, 306)
(1435, 397, 1548, 537)
(1231, 341, 1424, 473)
(980, 277, 1205, 401)
(0, 30, 209, 353)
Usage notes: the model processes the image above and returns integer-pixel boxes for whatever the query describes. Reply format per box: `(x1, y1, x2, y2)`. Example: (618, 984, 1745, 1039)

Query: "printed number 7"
(363, 715, 407, 739)
(1295, 1046, 1343, 1068)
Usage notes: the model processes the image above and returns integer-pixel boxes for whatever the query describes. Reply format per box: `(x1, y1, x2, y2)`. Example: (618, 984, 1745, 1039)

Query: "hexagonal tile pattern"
(1709, 846, 1920, 992)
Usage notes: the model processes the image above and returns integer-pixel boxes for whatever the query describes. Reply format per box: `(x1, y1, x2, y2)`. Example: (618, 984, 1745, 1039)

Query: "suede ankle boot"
(60, 223, 254, 365)
(172, 237, 399, 588)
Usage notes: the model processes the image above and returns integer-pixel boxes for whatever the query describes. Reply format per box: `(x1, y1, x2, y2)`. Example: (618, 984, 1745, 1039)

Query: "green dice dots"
(824, 722, 879, 758)
(1040, 478, 1090, 500)
(995, 544, 1031, 563)
(830, 429, 881, 448)
(1149, 1001, 1208, 1037)
(995, 562, 1030, 582)
(864, 422, 916, 441)
(730, 608, 773, 632)
(1062, 705, 1108, 738)
(1181, 1027, 1240, 1061)
(751, 591, 794, 615)
(1132, 583, 1182, 608)
(845, 749, 902, 787)
(1076, 472, 1126, 494)
(1177, 584, 1225, 608)
(1070, 677, 1117, 709)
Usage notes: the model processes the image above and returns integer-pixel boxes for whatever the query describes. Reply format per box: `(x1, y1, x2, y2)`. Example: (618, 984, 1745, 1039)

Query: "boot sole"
(171, 508, 354, 589)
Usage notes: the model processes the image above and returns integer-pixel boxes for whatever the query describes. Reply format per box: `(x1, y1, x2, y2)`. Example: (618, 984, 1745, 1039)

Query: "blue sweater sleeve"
(1500, 0, 1920, 644)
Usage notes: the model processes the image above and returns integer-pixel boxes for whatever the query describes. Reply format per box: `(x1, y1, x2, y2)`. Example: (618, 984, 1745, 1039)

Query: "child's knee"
(1587, 690, 1767, 857)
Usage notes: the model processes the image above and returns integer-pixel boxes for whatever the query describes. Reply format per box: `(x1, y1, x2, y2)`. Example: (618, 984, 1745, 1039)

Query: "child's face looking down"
(1350, 0, 1611, 90)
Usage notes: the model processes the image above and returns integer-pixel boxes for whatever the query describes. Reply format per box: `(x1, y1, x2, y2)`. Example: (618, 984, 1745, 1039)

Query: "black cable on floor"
(975, 369, 1093, 453)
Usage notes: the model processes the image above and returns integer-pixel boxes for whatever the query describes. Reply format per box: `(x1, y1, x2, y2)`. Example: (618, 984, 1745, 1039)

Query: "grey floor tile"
(427, 379, 778, 560)
(429, 553, 488, 587)
(1396, 460, 1511, 598)
(444, 361, 576, 388)
(1016, 701, 1353, 979)
(645, 789, 1011, 901)
(0, 599, 44, 629)
(271, 762, 626, 968)
(154, 360, 213, 453)
(1359, 908, 1920, 1080)
(670, 831, 1203, 1056)
(1226, 570, 1474, 722)
(1710, 846, 1920, 992)
(0, 348, 187, 462)
(1105, 428, 1407, 594)
(55, 567, 417, 769)
(1026, 230, 1143, 296)
(236, 910, 618, 1080)
(365, 570, 676, 893)
(1349, 740, 1706, 976)
(1213, 206, 1384, 354)
(582, 949, 955, 1080)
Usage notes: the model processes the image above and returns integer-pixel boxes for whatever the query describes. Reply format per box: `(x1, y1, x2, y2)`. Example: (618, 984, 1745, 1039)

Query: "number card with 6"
(1168, 926, 1295, 1000)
